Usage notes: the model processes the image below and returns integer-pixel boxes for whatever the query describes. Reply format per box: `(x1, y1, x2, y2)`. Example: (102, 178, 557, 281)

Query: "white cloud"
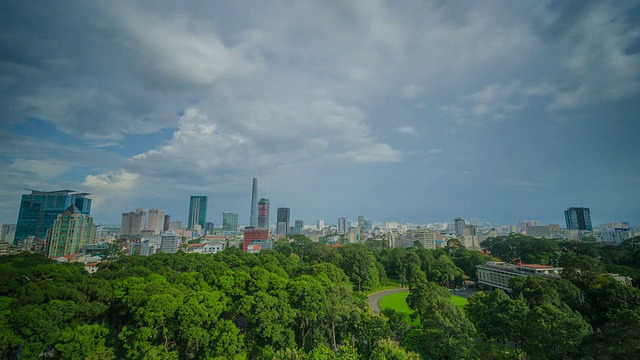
(10, 159, 70, 180)
(83, 170, 139, 191)
(397, 126, 417, 135)
(441, 81, 526, 125)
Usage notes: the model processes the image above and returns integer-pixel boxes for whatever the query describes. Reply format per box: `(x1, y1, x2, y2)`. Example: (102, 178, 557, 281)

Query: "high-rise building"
(249, 178, 258, 227)
(454, 217, 466, 237)
(338, 217, 349, 235)
(14, 190, 92, 244)
(222, 213, 239, 232)
(406, 228, 437, 250)
(243, 227, 270, 253)
(358, 216, 365, 234)
(294, 220, 304, 234)
(205, 222, 214, 234)
(163, 215, 171, 231)
(47, 205, 97, 258)
(257, 198, 270, 228)
(0, 224, 16, 243)
(188, 196, 208, 230)
(276, 208, 290, 236)
(364, 219, 373, 231)
(147, 209, 165, 234)
(519, 220, 540, 233)
(159, 229, 180, 254)
(120, 209, 147, 236)
(317, 219, 325, 230)
(564, 207, 592, 231)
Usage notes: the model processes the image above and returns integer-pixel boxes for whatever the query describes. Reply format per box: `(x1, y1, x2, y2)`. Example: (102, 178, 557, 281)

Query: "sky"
(1, 0, 639, 228)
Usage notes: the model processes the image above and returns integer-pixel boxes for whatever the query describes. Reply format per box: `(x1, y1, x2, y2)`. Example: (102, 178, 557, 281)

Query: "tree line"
(1, 234, 639, 359)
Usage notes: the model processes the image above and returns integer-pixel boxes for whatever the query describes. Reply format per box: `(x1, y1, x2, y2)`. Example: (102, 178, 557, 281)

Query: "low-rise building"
(477, 261, 563, 291)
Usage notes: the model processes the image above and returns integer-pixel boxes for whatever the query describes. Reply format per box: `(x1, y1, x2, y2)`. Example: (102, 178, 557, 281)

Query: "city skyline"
(0, 2, 638, 227)
(4, 187, 636, 230)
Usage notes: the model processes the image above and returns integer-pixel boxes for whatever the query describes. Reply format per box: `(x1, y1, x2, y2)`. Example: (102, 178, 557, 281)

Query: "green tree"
(339, 244, 380, 292)
(466, 290, 528, 355)
(370, 338, 420, 360)
(406, 268, 477, 359)
(581, 309, 640, 360)
(54, 324, 116, 360)
(522, 303, 592, 360)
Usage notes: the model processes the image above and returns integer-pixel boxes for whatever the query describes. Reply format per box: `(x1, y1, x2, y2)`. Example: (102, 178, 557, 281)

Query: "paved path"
(367, 288, 408, 314)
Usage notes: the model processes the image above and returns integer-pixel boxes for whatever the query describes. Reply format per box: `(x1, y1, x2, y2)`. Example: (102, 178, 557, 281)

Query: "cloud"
(9, 159, 71, 180)
(83, 170, 139, 191)
(397, 126, 418, 135)
(547, 2, 640, 109)
(112, 5, 257, 86)
(441, 81, 527, 125)
(402, 84, 424, 99)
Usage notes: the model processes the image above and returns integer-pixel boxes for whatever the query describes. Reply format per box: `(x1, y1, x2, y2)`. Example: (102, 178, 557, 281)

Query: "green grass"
(379, 291, 419, 325)
(362, 278, 403, 295)
(378, 291, 468, 325)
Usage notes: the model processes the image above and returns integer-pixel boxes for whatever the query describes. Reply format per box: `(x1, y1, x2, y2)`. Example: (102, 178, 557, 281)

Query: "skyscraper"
(276, 208, 290, 236)
(188, 196, 208, 230)
(294, 220, 304, 234)
(258, 198, 270, 228)
(249, 178, 258, 227)
(147, 209, 165, 234)
(15, 189, 92, 245)
(47, 205, 97, 258)
(454, 217, 466, 237)
(120, 208, 147, 236)
(222, 212, 239, 232)
(338, 217, 349, 235)
(163, 215, 171, 231)
(564, 207, 592, 231)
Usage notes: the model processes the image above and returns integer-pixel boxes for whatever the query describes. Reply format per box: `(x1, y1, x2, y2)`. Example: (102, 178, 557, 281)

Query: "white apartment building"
(477, 261, 562, 291)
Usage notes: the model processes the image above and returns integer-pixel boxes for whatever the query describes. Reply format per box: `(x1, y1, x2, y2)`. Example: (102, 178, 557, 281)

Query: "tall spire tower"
(249, 178, 258, 227)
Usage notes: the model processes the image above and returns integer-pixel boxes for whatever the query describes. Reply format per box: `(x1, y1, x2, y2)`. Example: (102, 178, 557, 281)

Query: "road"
(367, 287, 476, 314)
(367, 288, 408, 314)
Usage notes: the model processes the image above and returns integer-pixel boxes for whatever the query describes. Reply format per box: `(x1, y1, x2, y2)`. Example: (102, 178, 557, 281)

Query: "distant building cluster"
(1, 184, 638, 268)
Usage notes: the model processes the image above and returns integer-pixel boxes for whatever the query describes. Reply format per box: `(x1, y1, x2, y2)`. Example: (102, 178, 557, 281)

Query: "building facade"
(293, 220, 304, 235)
(477, 261, 562, 291)
(222, 212, 239, 232)
(564, 207, 592, 231)
(454, 217, 466, 238)
(338, 217, 349, 235)
(249, 178, 258, 227)
(47, 205, 97, 258)
(243, 227, 270, 252)
(147, 209, 165, 234)
(15, 190, 92, 244)
(276, 208, 290, 236)
(257, 198, 270, 228)
(159, 229, 180, 254)
(120, 209, 147, 236)
(188, 196, 208, 230)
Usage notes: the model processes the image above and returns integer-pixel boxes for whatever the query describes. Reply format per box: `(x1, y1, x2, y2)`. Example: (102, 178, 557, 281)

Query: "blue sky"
(1, 1, 639, 227)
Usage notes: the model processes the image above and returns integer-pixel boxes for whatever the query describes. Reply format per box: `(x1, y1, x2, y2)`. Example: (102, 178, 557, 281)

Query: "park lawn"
(379, 291, 468, 325)
(362, 278, 403, 295)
